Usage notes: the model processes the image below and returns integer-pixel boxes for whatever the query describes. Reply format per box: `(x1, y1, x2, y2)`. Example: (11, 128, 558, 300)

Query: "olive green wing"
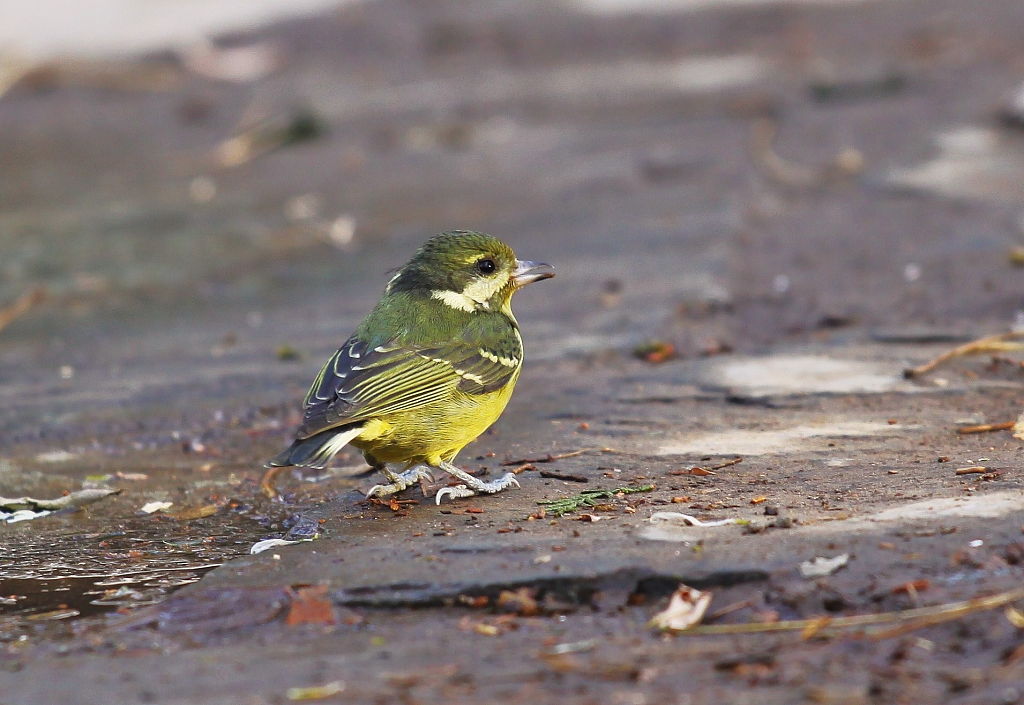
(297, 333, 521, 439)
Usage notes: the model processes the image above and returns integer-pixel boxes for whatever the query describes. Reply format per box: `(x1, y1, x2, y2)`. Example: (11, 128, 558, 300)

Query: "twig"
(954, 466, 988, 476)
(710, 457, 743, 470)
(501, 447, 617, 466)
(260, 465, 288, 499)
(957, 421, 1015, 435)
(539, 470, 589, 483)
(903, 331, 1024, 378)
(0, 287, 46, 334)
(677, 586, 1024, 637)
(751, 118, 863, 188)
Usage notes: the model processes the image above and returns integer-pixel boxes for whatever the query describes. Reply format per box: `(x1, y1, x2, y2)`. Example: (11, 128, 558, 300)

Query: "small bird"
(265, 231, 555, 503)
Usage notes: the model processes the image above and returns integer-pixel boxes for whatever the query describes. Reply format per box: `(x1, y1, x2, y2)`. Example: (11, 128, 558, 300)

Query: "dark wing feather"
(296, 333, 521, 439)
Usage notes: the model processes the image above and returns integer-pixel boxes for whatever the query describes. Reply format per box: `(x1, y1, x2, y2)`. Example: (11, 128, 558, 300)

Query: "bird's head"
(387, 231, 554, 312)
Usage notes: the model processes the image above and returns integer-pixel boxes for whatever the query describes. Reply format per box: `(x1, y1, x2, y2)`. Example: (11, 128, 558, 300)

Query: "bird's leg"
(365, 464, 434, 499)
(434, 461, 520, 504)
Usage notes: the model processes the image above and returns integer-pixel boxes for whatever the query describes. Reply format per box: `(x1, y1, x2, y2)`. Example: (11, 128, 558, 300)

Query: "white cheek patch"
(431, 289, 478, 312)
(462, 276, 505, 304)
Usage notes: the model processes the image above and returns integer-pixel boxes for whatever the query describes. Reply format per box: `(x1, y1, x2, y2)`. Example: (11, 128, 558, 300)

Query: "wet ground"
(2, 0, 1024, 702)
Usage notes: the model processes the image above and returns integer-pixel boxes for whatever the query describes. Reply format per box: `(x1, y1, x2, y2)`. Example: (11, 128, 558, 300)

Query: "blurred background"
(2, 0, 1023, 404)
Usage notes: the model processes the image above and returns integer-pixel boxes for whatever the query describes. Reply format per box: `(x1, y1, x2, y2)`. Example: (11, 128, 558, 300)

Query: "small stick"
(0, 287, 46, 334)
(904, 331, 1024, 378)
(501, 447, 617, 466)
(539, 470, 589, 483)
(260, 465, 288, 499)
(710, 457, 743, 470)
(675, 586, 1024, 636)
(954, 466, 988, 476)
(957, 421, 1015, 434)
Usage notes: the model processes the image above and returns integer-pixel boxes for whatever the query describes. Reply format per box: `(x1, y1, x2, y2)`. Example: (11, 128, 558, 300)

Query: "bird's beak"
(512, 260, 555, 287)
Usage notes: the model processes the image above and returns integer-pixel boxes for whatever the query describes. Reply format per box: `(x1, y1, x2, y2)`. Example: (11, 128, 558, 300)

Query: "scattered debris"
(903, 331, 1024, 378)
(1014, 412, 1024, 441)
(0, 488, 120, 523)
(251, 538, 315, 555)
(285, 681, 345, 701)
(180, 39, 285, 83)
(633, 339, 678, 364)
(751, 117, 863, 188)
(808, 72, 906, 104)
(216, 108, 326, 168)
(648, 584, 712, 632)
(276, 344, 302, 361)
(0, 286, 46, 335)
(496, 587, 540, 616)
(536, 485, 653, 517)
(140, 501, 173, 514)
(800, 553, 850, 578)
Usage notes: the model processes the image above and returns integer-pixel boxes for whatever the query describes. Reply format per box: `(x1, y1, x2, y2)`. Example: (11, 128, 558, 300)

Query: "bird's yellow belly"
(350, 379, 517, 466)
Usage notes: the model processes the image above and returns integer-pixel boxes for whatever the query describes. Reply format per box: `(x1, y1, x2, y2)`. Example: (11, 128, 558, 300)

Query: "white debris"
(250, 538, 309, 555)
(640, 512, 741, 543)
(3, 509, 51, 523)
(649, 512, 739, 528)
(800, 553, 850, 578)
(648, 584, 712, 632)
(140, 501, 173, 514)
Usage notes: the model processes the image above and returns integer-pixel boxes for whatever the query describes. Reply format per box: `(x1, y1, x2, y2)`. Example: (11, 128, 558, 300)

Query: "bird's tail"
(266, 425, 363, 470)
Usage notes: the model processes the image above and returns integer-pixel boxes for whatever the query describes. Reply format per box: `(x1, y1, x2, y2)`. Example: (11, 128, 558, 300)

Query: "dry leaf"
(286, 585, 336, 626)
(648, 584, 712, 632)
(286, 681, 345, 700)
(800, 553, 849, 578)
(168, 503, 220, 520)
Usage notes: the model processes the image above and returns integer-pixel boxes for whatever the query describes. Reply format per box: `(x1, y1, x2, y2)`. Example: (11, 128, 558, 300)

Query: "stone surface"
(2, 0, 1024, 703)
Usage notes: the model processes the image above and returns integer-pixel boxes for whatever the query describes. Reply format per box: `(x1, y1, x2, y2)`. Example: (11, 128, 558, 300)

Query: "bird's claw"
(434, 472, 520, 504)
(366, 466, 433, 499)
(435, 484, 476, 504)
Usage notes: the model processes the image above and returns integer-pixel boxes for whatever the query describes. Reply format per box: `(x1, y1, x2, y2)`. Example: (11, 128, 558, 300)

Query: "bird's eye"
(475, 258, 497, 275)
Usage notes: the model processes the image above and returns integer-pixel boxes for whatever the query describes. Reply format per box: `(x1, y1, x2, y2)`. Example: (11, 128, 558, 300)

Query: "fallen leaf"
(800, 553, 850, 578)
(250, 538, 313, 555)
(648, 584, 712, 632)
(0, 488, 120, 515)
(496, 587, 539, 616)
(286, 585, 336, 626)
(168, 504, 220, 520)
(750, 496, 767, 505)
(286, 681, 345, 701)
(140, 501, 173, 514)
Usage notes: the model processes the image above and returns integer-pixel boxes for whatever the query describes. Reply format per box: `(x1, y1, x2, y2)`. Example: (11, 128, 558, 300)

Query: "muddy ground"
(2, 0, 1024, 703)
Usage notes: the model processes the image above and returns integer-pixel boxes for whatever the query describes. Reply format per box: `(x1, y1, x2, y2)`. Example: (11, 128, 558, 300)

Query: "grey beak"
(512, 260, 556, 286)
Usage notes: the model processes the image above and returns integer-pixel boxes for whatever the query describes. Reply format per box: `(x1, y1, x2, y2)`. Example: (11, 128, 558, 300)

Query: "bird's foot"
(434, 464, 521, 504)
(365, 466, 433, 499)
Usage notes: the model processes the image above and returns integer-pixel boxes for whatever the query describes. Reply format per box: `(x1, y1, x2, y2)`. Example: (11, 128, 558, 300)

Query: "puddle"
(702, 355, 904, 397)
(658, 420, 907, 456)
(0, 514, 267, 638)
